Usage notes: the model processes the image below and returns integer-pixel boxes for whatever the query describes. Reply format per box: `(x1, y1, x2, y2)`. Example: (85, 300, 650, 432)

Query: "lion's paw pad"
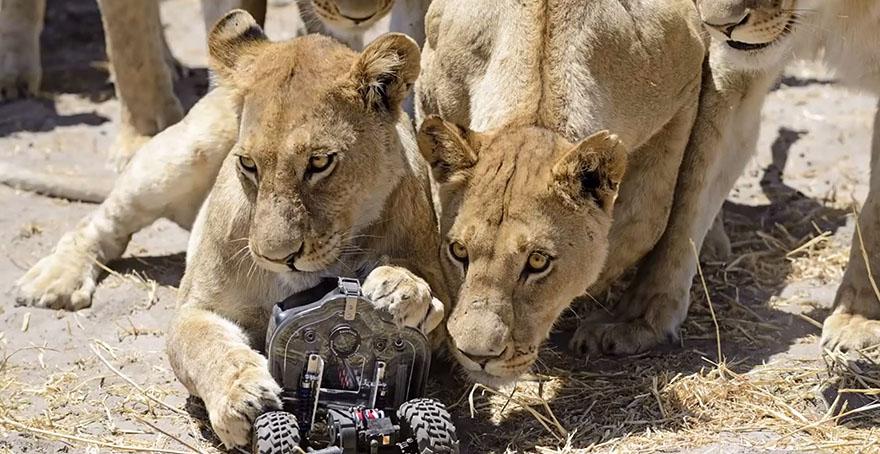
(209, 368, 281, 448)
(15, 250, 97, 310)
(363, 266, 444, 333)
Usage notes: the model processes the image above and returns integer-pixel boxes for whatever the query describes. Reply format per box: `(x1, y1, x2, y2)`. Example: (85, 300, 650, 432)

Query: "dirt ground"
(1, 1, 879, 453)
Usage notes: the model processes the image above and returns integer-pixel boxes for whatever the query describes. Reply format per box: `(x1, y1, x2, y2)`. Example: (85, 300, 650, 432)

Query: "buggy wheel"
(398, 398, 459, 453)
(252, 411, 301, 454)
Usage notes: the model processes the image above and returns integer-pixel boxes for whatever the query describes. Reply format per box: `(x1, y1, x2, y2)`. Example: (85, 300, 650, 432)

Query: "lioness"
(686, 0, 880, 351)
(13, 0, 430, 310)
(158, 12, 446, 448)
(0, 0, 265, 169)
(415, 0, 707, 383)
(0, 0, 425, 170)
(297, 0, 430, 50)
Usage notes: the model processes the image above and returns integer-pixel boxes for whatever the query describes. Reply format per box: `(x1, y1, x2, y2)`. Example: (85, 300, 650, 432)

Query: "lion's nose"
(259, 240, 304, 267)
(449, 310, 510, 359)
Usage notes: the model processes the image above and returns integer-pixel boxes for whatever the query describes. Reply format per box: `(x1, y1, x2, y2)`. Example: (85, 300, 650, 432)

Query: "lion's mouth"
(451, 347, 537, 385)
(726, 40, 773, 51)
(725, 18, 796, 52)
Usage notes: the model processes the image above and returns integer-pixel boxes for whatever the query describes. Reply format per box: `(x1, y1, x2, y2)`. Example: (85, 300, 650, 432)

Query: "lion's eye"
(449, 241, 468, 263)
(525, 252, 551, 274)
(308, 153, 335, 173)
(238, 155, 257, 173)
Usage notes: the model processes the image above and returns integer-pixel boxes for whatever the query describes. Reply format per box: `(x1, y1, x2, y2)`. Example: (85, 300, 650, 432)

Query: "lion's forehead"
(454, 202, 558, 258)
(242, 36, 357, 110)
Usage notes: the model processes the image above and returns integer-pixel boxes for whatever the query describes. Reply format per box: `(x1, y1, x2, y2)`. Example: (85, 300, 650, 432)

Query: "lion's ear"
(207, 9, 268, 86)
(551, 130, 627, 213)
(350, 33, 420, 113)
(417, 116, 480, 184)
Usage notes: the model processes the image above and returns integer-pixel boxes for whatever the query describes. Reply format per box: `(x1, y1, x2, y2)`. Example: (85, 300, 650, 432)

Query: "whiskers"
(339, 228, 381, 258)
(224, 237, 253, 271)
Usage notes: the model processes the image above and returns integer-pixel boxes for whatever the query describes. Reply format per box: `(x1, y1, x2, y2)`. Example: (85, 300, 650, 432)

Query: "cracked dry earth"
(1, 1, 879, 453)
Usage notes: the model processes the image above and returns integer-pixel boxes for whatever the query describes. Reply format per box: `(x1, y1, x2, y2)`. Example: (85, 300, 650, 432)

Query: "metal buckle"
(338, 277, 362, 320)
(337, 277, 362, 296)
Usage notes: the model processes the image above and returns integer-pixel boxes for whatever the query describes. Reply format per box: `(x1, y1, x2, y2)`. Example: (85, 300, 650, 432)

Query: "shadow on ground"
(109, 252, 186, 289)
(0, 0, 209, 138)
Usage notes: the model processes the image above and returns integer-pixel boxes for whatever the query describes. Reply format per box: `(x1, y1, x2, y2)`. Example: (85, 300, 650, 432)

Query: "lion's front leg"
(572, 72, 772, 357)
(702, 211, 732, 262)
(0, 0, 44, 100)
(97, 0, 184, 171)
(15, 90, 237, 310)
(363, 265, 445, 334)
(822, 101, 880, 352)
(167, 305, 281, 449)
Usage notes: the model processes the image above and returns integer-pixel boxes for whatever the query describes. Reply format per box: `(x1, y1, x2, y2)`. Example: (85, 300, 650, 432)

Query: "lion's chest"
(809, 2, 880, 93)
(427, 0, 704, 148)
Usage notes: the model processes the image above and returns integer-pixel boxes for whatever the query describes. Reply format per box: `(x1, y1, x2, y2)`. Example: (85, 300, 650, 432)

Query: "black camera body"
(253, 278, 458, 454)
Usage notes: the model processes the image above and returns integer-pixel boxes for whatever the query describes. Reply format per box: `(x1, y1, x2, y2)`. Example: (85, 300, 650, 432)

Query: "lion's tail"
(0, 162, 112, 203)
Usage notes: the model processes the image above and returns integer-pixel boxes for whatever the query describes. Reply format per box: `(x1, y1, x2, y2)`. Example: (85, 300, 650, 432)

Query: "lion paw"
(570, 318, 674, 356)
(110, 128, 151, 172)
(363, 266, 444, 333)
(570, 291, 684, 356)
(0, 29, 40, 100)
(207, 365, 281, 449)
(111, 99, 182, 172)
(15, 235, 99, 310)
(822, 313, 880, 352)
(702, 216, 732, 262)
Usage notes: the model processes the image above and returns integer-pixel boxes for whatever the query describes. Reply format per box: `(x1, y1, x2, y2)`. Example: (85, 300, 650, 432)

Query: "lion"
(297, 0, 430, 50)
(417, 121, 628, 383)
(414, 0, 708, 383)
(688, 0, 880, 352)
(12, 0, 432, 310)
(17, 7, 442, 324)
(0, 0, 424, 171)
(167, 12, 442, 448)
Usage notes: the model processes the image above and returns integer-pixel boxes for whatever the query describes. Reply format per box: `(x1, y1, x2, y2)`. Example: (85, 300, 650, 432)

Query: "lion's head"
(300, 0, 396, 32)
(418, 117, 627, 385)
(696, 0, 819, 70)
(207, 11, 419, 275)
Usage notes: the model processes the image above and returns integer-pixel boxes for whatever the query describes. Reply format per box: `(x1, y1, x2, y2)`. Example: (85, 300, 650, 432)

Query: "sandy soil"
(1, 1, 878, 453)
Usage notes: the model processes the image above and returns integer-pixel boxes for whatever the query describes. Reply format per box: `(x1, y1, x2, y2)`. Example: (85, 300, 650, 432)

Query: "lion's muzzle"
(447, 307, 511, 366)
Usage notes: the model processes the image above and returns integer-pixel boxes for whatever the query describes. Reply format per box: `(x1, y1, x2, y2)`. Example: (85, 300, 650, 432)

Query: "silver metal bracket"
(338, 277, 362, 320)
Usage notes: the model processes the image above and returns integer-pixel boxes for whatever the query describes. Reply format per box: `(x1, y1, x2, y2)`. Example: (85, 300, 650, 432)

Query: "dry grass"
(3, 202, 879, 453)
(0, 340, 217, 453)
(454, 202, 880, 453)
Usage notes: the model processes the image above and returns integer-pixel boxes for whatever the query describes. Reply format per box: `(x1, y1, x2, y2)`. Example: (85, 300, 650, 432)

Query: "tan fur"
(419, 120, 627, 384)
(0, 0, 43, 100)
(96, 0, 185, 170)
(692, 0, 880, 351)
(297, 0, 430, 50)
(415, 0, 707, 383)
(163, 12, 446, 448)
(12, 0, 435, 311)
(0, 0, 420, 174)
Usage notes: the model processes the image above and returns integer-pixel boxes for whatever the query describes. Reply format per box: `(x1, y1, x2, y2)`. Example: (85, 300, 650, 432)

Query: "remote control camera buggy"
(253, 278, 459, 454)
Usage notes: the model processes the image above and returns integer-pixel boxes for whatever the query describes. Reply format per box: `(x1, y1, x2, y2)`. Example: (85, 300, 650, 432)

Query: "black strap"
(277, 278, 339, 311)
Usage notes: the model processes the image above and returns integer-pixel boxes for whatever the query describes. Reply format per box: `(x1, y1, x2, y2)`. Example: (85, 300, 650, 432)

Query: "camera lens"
(330, 326, 360, 357)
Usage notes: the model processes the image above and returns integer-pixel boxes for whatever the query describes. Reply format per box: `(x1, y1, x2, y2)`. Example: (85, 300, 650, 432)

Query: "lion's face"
(307, 0, 396, 31)
(697, 0, 819, 70)
(208, 13, 420, 275)
(418, 119, 627, 385)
